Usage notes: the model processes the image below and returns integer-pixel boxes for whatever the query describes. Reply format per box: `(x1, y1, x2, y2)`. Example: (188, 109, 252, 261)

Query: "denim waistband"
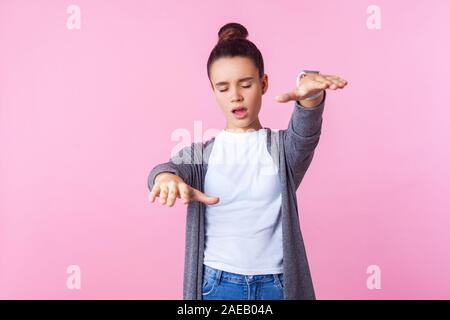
(203, 264, 283, 284)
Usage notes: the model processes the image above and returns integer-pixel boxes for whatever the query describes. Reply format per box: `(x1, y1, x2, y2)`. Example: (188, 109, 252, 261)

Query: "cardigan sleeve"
(283, 90, 326, 189)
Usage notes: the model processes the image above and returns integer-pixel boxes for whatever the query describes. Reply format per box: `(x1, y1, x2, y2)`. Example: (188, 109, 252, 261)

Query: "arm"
(147, 142, 220, 206)
(147, 144, 194, 192)
(284, 91, 326, 188)
(275, 72, 348, 188)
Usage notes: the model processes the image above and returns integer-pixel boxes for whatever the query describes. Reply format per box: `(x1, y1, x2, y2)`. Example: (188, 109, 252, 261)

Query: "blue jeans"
(201, 264, 284, 300)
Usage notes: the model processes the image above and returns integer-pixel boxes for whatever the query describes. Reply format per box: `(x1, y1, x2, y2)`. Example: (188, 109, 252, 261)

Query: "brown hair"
(207, 22, 265, 84)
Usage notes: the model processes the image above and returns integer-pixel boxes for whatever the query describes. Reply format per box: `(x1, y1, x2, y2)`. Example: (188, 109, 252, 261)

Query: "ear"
(261, 74, 268, 95)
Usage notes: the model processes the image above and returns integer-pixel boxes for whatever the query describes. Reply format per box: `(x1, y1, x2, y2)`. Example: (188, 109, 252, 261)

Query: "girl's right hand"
(148, 172, 220, 207)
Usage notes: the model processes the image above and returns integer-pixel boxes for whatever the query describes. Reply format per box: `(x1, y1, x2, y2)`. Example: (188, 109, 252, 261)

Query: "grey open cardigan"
(148, 91, 326, 300)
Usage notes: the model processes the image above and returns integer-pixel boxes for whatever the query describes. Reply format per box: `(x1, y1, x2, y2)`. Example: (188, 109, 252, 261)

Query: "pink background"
(1, 0, 449, 299)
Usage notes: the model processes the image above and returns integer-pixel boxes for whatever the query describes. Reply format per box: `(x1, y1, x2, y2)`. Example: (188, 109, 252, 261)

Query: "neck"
(225, 117, 263, 133)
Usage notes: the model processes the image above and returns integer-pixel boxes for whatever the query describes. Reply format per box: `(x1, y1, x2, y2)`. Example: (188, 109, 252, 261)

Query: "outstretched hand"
(275, 73, 348, 103)
(149, 172, 220, 207)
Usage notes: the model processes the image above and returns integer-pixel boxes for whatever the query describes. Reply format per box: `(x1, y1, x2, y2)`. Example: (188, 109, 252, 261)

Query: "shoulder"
(173, 136, 217, 165)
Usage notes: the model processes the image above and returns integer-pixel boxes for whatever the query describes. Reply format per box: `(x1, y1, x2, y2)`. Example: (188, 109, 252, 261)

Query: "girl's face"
(209, 56, 268, 132)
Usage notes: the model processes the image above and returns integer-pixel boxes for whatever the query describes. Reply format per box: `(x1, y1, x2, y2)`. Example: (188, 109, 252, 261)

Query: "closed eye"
(219, 85, 252, 92)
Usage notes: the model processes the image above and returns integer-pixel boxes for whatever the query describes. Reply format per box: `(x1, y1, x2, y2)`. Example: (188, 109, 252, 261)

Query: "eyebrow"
(214, 77, 254, 87)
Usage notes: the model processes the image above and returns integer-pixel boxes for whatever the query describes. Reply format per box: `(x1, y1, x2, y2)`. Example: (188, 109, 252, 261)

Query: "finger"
(323, 74, 343, 80)
(325, 76, 341, 84)
(337, 77, 348, 86)
(191, 188, 220, 205)
(315, 78, 339, 90)
(323, 77, 340, 89)
(312, 75, 348, 92)
(325, 75, 348, 86)
(324, 76, 347, 89)
(275, 91, 298, 103)
(166, 182, 179, 207)
(315, 76, 340, 89)
(303, 79, 328, 93)
(149, 184, 161, 203)
(159, 185, 169, 205)
(178, 183, 191, 205)
(325, 75, 347, 82)
(312, 79, 329, 89)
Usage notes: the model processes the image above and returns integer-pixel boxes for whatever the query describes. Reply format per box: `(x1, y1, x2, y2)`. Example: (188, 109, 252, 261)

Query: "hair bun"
(218, 22, 248, 44)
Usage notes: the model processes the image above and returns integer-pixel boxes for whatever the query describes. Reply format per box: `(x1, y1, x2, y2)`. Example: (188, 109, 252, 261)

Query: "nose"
(231, 93, 243, 103)
(229, 87, 243, 102)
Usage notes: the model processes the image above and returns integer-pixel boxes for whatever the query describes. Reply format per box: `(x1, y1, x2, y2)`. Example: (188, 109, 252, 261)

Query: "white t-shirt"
(203, 128, 283, 275)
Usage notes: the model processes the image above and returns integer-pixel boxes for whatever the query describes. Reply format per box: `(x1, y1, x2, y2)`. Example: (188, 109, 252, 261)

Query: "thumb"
(191, 187, 220, 205)
(275, 90, 298, 103)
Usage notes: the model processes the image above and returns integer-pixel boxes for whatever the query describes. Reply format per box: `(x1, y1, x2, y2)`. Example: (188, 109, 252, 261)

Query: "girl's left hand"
(275, 73, 348, 103)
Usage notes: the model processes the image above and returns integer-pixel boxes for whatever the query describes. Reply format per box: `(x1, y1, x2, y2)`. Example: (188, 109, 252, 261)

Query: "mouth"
(231, 106, 248, 119)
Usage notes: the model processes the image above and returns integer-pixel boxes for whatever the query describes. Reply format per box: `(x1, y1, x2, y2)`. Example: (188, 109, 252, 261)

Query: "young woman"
(148, 22, 347, 300)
